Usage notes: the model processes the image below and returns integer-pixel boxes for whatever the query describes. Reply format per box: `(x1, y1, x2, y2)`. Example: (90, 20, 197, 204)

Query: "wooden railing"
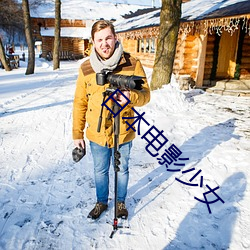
(46, 51, 83, 61)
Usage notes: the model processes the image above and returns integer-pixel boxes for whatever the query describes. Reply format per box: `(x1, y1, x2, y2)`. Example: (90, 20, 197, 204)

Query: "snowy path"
(0, 59, 250, 249)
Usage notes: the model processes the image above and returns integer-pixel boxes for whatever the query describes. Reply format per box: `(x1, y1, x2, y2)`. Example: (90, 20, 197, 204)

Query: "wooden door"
(216, 30, 239, 78)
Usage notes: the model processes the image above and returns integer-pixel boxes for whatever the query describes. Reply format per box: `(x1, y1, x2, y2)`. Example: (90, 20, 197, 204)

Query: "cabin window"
(150, 38, 155, 53)
(137, 39, 143, 53)
(137, 38, 156, 54)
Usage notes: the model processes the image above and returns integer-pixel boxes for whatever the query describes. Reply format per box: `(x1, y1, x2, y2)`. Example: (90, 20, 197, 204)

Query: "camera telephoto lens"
(96, 70, 144, 90)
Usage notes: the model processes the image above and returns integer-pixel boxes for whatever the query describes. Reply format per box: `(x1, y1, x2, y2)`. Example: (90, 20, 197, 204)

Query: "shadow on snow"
(163, 172, 247, 249)
(128, 118, 240, 216)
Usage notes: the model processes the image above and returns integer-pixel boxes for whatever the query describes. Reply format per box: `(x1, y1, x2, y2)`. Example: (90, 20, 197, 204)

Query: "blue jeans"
(90, 140, 132, 205)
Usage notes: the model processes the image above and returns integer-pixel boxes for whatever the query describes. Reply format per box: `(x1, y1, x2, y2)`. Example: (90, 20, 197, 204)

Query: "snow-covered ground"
(0, 50, 249, 250)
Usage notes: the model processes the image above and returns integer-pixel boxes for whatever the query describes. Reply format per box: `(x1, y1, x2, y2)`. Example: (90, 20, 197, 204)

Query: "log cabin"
(115, 0, 250, 90)
(30, 1, 152, 61)
(31, 18, 92, 60)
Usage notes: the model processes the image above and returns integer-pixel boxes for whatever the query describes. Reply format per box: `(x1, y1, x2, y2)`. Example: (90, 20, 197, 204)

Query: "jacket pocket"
(120, 109, 134, 135)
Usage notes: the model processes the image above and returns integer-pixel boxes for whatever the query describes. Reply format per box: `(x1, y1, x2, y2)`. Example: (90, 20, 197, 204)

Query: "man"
(73, 20, 150, 220)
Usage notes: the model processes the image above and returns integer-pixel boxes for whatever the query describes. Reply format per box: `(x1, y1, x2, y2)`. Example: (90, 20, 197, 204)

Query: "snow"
(115, 9, 160, 32)
(40, 27, 92, 39)
(0, 48, 249, 249)
(92, 0, 161, 7)
(182, 0, 249, 21)
(30, 0, 152, 20)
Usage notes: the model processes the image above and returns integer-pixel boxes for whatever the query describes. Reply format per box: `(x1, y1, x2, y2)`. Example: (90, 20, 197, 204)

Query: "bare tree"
(0, 0, 23, 71)
(22, 0, 35, 75)
(53, 0, 61, 70)
(0, 37, 11, 71)
(29, 0, 47, 8)
(0, 0, 24, 37)
(151, 0, 182, 90)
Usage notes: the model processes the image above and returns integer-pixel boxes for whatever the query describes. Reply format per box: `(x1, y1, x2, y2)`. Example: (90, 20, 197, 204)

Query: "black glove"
(72, 146, 86, 162)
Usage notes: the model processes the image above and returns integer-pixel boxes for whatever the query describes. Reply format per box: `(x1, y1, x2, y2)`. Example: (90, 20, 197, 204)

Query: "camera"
(96, 70, 144, 90)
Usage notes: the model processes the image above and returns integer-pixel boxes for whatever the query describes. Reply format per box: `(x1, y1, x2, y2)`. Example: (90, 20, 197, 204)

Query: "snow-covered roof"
(182, 0, 250, 21)
(30, 0, 151, 20)
(115, 0, 250, 33)
(40, 27, 91, 39)
(115, 8, 160, 32)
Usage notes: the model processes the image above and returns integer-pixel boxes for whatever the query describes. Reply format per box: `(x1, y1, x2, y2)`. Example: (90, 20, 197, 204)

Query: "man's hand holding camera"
(115, 89, 130, 106)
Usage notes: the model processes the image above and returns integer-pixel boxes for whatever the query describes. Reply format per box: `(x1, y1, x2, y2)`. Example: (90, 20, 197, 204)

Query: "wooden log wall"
(41, 37, 53, 57)
(72, 38, 88, 55)
(173, 34, 185, 75)
(41, 37, 86, 58)
(203, 34, 215, 82)
(120, 31, 200, 77)
(32, 18, 86, 29)
(240, 35, 250, 79)
(173, 34, 199, 80)
(183, 35, 198, 79)
(120, 39, 137, 54)
(134, 53, 156, 68)
(120, 38, 156, 68)
(61, 38, 74, 52)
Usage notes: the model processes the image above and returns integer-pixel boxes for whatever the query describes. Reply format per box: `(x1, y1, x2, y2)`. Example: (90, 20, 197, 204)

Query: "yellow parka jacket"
(72, 52, 150, 148)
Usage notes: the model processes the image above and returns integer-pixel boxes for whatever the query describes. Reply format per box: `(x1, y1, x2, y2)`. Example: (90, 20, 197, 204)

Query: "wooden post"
(139, 39, 142, 53)
(195, 32, 207, 87)
(144, 38, 146, 54)
(149, 39, 152, 53)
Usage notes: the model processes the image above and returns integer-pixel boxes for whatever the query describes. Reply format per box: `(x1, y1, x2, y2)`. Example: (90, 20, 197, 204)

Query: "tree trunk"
(53, 0, 61, 70)
(0, 37, 11, 71)
(151, 0, 182, 90)
(22, 0, 35, 75)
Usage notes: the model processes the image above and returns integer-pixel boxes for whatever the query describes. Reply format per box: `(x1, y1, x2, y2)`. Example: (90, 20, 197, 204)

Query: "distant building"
(31, 18, 92, 60)
(30, 1, 151, 60)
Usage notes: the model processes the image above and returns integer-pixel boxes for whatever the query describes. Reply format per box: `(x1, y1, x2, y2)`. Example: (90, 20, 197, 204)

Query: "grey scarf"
(90, 41, 123, 73)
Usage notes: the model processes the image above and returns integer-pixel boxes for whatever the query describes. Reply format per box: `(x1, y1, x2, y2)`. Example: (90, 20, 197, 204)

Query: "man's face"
(93, 27, 117, 60)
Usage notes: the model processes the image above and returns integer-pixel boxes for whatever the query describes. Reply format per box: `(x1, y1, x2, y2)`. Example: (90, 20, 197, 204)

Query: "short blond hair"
(91, 20, 116, 40)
